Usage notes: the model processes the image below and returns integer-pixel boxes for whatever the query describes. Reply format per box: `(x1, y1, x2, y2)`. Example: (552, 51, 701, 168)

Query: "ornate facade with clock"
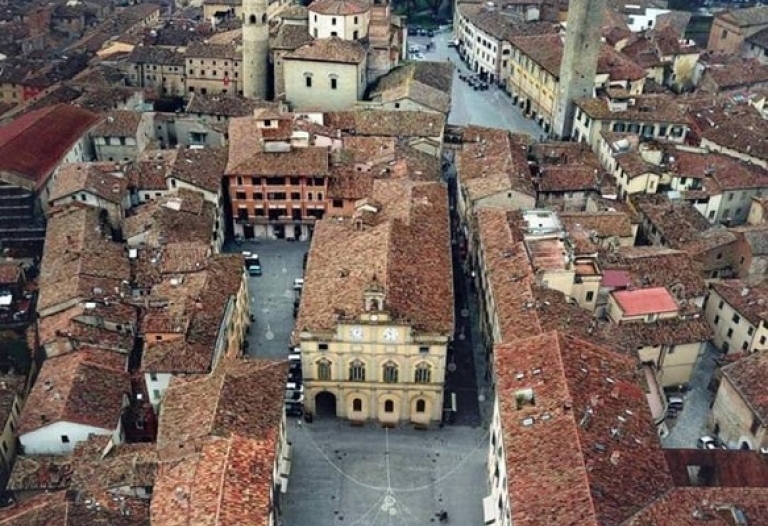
(293, 180, 454, 426)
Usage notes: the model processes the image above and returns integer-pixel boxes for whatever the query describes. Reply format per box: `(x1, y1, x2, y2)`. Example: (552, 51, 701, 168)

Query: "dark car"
(427, 29, 434, 37)
(247, 263, 262, 276)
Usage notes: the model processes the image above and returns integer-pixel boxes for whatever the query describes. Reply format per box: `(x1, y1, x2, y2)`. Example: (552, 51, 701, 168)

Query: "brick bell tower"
(552, 0, 606, 140)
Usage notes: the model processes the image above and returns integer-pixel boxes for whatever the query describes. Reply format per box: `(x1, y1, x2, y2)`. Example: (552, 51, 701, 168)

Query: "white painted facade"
(486, 396, 511, 526)
(145, 372, 173, 410)
(20, 419, 123, 456)
(309, 9, 369, 40)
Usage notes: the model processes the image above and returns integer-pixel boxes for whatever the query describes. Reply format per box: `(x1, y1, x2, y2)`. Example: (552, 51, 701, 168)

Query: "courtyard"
(282, 419, 488, 526)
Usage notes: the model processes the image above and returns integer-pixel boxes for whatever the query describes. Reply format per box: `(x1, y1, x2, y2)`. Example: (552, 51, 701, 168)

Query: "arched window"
(248, 14, 256, 24)
(414, 363, 431, 383)
(352, 398, 362, 412)
(317, 359, 331, 381)
(349, 359, 366, 381)
(261, 13, 267, 23)
(382, 361, 398, 383)
(384, 399, 394, 413)
(416, 399, 426, 413)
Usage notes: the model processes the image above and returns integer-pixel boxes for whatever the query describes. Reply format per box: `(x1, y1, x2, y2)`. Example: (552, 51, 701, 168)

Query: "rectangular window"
(150, 373, 158, 381)
(714, 315, 720, 325)
(761, 335, 767, 345)
(732, 314, 740, 324)
(236, 191, 247, 200)
(419, 345, 429, 354)
(718, 300, 724, 310)
(332, 199, 343, 208)
(306, 76, 312, 88)
(750, 416, 760, 435)
(330, 78, 338, 90)
(252, 177, 262, 185)
(586, 291, 594, 302)
(319, 342, 329, 351)
(254, 192, 263, 200)
(748, 326, 754, 336)
(727, 328, 734, 338)
(291, 192, 301, 200)
(61, 435, 70, 444)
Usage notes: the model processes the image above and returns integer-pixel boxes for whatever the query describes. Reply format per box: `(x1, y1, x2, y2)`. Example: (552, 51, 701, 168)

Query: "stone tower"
(242, 0, 269, 99)
(552, 0, 606, 139)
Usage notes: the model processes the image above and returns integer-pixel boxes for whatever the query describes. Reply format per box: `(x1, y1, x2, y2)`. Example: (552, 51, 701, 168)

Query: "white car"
(697, 436, 727, 449)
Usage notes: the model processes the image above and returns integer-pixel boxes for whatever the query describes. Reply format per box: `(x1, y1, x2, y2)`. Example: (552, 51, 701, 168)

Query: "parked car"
(247, 263, 262, 276)
(427, 29, 434, 37)
(697, 436, 727, 449)
(293, 278, 304, 290)
(667, 395, 685, 411)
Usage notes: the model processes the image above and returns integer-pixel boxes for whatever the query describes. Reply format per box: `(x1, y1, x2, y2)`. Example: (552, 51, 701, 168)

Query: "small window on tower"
(249, 14, 256, 24)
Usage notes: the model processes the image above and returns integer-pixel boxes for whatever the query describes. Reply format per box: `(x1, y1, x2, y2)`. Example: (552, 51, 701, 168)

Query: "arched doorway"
(740, 441, 751, 450)
(315, 391, 337, 417)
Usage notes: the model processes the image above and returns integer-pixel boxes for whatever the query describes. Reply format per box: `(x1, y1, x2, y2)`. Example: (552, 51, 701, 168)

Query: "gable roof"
(296, 179, 453, 336)
(49, 162, 128, 204)
(0, 104, 101, 188)
(721, 346, 768, 425)
(157, 358, 288, 455)
(371, 61, 453, 113)
(18, 348, 128, 435)
(151, 435, 276, 526)
(495, 331, 673, 526)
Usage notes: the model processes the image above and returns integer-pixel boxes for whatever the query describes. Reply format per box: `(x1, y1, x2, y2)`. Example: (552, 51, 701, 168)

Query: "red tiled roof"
(152, 435, 276, 526)
(18, 348, 128, 435)
(296, 179, 454, 336)
(495, 332, 673, 526)
(721, 350, 768, 424)
(612, 287, 678, 316)
(625, 487, 768, 526)
(308, 0, 368, 15)
(0, 104, 101, 188)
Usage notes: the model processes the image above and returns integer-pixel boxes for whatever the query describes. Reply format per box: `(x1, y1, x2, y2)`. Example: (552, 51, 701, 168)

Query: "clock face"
(349, 326, 364, 340)
(383, 327, 399, 341)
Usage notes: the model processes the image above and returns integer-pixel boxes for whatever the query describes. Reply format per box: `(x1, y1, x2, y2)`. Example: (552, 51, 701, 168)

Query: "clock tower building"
(292, 179, 453, 427)
(296, 275, 450, 426)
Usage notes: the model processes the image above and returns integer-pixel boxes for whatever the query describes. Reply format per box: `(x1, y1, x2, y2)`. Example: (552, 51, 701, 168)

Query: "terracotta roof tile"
(296, 179, 453, 335)
(0, 104, 101, 188)
(309, 0, 368, 15)
(38, 207, 130, 314)
(187, 94, 283, 117)
(722, 350, 768, 424)
(141, 254, 244, 373)
(285, 37, 366, 63)
(227, 144, 330, 175)
(509, 34, 646, 80)
(711, 280, 768, 326)
(625, 487, 768, 526)
(157, 358, 288, 456)
(632, 194, 710, 247)
(123, 192, 214, 247)
(474, 208, 539, 342)
(184, 41, 239, 60)
(688, 103, 768, 163)
(459, 4, 558, 42)
(669, 149, 768, 190)
(151, 434, 275, 526)
(576, 94, 693, 124)
(49, 162, 128, 204)
(324, 109, 445, 138)
(559, 211, 633, 239)
(496, 332, 673, 526)
(0, 492, 149, 526)
(169, 147, 228, 194)
(457, 126, 534, 202)
(18, 348, 128, 435)
(601, 246, 706, 298)
(371, 61, 453, 113)
(91, 110, 143, 137)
